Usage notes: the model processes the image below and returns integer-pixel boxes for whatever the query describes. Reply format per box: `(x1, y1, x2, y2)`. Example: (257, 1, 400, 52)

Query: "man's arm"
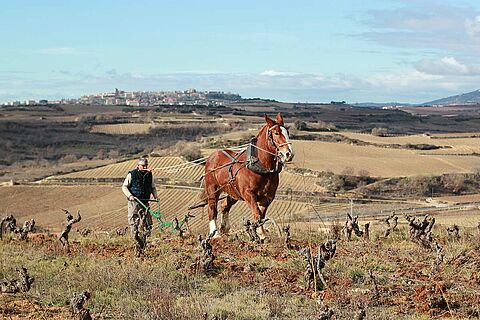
(151, 176, 158, 199)
(122, 173, 134, 199)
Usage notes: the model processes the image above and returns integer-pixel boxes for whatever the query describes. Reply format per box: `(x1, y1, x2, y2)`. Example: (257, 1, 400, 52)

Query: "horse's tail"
(0, 218, 5, 240)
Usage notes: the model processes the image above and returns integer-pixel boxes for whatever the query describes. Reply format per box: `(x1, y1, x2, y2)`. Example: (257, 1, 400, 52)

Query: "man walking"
(122, 157, 158, 237)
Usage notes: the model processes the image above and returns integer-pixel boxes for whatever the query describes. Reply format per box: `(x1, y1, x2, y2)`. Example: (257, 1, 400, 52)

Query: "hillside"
(425, 89, 480, 106)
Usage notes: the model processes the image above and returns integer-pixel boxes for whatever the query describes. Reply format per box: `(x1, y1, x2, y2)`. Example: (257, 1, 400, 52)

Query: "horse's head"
(264, 113, 294, 163)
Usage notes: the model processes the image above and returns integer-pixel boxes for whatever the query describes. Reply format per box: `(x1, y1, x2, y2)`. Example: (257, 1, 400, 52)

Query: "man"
(122, 157, 158, 237)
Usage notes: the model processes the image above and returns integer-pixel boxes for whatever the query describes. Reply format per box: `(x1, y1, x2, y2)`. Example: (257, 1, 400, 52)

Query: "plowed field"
(291, 140, 480, 177)
(0, 185, 310, 233)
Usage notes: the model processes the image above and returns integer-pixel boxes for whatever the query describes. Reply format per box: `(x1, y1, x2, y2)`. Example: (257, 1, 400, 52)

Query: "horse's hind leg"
(220, 196, 237, 234)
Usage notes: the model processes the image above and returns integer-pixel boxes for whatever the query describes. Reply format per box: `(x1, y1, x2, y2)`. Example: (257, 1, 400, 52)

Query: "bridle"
(266, 124, 292, 156)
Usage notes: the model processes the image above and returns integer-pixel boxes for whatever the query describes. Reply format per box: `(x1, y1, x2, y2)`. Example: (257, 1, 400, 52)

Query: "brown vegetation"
(1, 222, 480, 319)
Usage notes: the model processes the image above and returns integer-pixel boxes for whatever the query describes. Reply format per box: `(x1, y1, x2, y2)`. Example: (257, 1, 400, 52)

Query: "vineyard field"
(53, 157, 326, 193)
(0, 185, 310, 233)
(436, 193, 480, 204)
(55, 157, 204, 183)
(291, 140, 480, 177)
(331, 132, 480, 155)
(90, 123, 153, 134)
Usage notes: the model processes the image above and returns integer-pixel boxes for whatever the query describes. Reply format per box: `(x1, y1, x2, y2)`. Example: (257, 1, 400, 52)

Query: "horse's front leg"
(257, 199, 271, 240)
(207, 190, 220, 237)
(244, 192, 267, 241)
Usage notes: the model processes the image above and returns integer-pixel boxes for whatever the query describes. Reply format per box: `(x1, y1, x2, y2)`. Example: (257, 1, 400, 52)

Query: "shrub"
(294, 120, 308, 131)
(58, 154, 78, 164)
(441, 174, 465, 194)
(371, 127, 388, 137)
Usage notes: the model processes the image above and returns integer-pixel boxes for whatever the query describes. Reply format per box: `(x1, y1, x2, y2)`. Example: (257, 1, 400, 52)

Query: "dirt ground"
(1, 225, 480, 319)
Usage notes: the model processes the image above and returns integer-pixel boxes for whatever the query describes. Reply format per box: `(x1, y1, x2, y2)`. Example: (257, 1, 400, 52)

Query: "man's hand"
(128, 195, 135, 201)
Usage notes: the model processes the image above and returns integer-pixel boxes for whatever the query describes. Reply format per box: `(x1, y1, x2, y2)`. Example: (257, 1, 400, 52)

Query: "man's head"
(137, 157, 148, 171)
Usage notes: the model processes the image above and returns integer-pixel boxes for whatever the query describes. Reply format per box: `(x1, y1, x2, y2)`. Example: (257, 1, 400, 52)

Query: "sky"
(1, 0, 480, 104)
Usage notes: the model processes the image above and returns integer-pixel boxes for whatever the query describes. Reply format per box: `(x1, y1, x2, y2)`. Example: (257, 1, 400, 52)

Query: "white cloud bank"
(465, 15, 480, 38)
(415, 57, 480, 76)
(2, 66, 480, 104)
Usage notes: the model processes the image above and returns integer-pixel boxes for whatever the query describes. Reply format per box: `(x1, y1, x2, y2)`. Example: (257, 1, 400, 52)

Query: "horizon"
(2, 0, 480, 104)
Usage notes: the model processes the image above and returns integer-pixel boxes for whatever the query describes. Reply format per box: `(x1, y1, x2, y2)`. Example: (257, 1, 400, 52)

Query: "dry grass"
(1, 224, 479, 319)
(436, 193, 480, 204)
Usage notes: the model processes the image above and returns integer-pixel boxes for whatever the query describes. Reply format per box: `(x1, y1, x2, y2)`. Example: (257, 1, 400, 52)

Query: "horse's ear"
(264, 114, 275, 127)
(275, 112, 284, 125)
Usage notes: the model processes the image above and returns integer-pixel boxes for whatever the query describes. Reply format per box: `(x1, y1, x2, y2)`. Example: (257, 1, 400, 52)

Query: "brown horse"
(203, 113, 294, 238)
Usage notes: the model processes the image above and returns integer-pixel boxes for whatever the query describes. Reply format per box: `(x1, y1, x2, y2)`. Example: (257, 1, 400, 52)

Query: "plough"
(133, 197, 193, 233)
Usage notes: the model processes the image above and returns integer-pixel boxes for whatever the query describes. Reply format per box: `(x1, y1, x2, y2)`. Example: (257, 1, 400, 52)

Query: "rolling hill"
(425, 89, 480, 105)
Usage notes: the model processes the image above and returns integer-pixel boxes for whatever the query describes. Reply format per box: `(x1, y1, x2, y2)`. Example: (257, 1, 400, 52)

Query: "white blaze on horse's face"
(270, 125, 294, 163)
(279, 126, 294, 162)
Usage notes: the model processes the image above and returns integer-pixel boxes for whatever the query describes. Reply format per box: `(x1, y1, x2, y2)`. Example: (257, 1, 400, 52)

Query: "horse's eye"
(274, 132, 279, 135)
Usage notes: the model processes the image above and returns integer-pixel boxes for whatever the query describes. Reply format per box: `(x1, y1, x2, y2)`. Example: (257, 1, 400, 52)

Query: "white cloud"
(357, 4, 480, 54)
(1, 68, 480, 105)
(415, 56, 479, 75)
(465, 15, 480, 38)
(260, 70, 297, 77)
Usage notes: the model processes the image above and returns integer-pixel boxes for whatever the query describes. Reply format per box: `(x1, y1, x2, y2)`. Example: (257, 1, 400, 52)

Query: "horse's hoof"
(219, 228, 230, 235)
(211, 232, 221, 239)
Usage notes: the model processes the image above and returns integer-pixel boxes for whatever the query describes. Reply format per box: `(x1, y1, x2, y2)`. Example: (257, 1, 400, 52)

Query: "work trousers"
(127, 200, 153, 238)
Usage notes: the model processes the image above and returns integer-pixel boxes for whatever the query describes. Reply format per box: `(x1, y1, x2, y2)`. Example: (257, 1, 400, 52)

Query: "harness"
(188, 123, 293, 209)
(246, 137, 283, 174)
(220, 149, 246, 199)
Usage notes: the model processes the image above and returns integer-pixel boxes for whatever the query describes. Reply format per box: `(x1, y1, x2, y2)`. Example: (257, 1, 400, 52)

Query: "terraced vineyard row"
(1, 185, 310, 233)
(56, 157, 204, 182)
(278, 172, 325, 192)
(310, 201, 418, 215)
(90, 123, 153, 134)
(54, 156, 325, 193)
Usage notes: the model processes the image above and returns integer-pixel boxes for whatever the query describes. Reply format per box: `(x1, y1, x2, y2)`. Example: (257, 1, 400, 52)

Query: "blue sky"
(1, 0, 480, 103)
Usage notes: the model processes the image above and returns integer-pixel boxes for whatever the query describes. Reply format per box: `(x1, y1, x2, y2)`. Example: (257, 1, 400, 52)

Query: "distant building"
(126, 100, 140, 106)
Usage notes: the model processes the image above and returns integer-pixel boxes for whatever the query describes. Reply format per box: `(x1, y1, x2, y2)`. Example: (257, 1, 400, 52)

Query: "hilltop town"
(1, 88, 242, 107)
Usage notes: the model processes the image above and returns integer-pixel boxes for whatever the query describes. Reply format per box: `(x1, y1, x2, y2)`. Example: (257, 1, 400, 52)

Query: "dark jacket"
(128, 169, 153, 200)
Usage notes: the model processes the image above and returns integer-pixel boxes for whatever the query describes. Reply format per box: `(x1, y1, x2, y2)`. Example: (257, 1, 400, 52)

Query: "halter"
(266, 124, 292, 153)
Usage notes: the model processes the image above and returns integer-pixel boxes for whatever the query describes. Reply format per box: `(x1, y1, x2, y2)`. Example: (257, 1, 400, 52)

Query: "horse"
(202, 112, 294, 239)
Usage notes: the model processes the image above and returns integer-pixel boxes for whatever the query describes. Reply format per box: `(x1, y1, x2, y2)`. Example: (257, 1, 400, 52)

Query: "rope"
(148, 143, 251, 173)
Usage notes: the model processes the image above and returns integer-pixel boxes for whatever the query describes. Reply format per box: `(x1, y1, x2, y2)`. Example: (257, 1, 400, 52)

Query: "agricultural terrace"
(0, 185, 311, 233)
(51, 156, 327, 193)
(291, 140, 480, 177)
(90, 120, 232, 135)
(2, 183, 439, 234)
(54, 157, 204, 183)
(337, 132, 480, 155)
(436, 193, 480, 205)
(90, 123, 154, 134)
